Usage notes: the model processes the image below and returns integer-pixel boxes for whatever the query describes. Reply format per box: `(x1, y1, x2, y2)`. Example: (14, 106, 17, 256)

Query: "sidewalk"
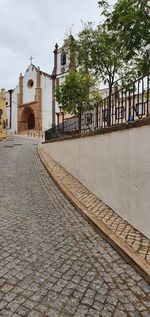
(38, 143, 150, 283)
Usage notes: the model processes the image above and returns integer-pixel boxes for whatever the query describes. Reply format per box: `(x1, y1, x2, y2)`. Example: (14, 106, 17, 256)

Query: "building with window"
(17, 64, 52, 134)
(51, 38, 75, 127)
(6, 64, 52, 134)
(6, 37, 75, 134)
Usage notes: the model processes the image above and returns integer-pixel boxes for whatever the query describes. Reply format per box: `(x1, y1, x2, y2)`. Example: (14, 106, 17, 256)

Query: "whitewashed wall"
(41, 74, 52, 130)
(56, 49, 69, 75)
(23, 65, 36, 104)
(43, 125, 150, 239)
(55, 49, 70, 115)
(12, 86, 18, 133)
(6, 87, 18, 133)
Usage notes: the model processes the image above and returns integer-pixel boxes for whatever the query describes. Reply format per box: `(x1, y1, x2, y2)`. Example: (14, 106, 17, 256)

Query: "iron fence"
(45, 73, 150, 140)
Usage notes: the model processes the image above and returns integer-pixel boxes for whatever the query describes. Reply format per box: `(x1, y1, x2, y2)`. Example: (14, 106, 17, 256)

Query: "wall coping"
(43, 117, 150, 144)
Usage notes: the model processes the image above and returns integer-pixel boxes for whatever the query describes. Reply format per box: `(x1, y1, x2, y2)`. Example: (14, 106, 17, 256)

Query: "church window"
(27, 79, 34, 88)
(61, 52, 66, 66)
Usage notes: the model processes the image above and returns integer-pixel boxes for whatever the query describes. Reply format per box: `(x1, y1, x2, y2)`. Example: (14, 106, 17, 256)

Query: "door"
(28, 113, 35, 130)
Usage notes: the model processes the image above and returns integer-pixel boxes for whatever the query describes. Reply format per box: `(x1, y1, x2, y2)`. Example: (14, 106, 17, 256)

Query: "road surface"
(0, 136, 149, 317)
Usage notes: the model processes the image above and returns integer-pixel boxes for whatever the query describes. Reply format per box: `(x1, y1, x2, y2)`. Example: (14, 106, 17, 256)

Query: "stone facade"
(6, 64, 52, 134)
(17, 65, 44, 133)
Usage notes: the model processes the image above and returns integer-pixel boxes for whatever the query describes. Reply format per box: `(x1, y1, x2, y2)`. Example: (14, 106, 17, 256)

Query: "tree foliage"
(98, 0, 150, 75)
(55, 70, 102, 132)
(55, 70, 102, 116)
(80, 24, 124, 88)
(66, 22, 125, 97)
(57, 0, 149, 130)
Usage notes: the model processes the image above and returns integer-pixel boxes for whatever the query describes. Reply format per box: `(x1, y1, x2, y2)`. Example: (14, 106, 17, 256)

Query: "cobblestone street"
(0, 137, 150, 317)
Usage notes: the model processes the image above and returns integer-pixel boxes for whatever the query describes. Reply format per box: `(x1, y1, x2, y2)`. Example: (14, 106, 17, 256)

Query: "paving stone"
(113, 309, 128, 317)
(81, 296, 94, 306)
(61, 287, 74, 296)
(74, 304, 89, 317)
(141, 311, 150, 317)
(0, 299, 8, 310)
(0, 136, 150, 317)
(0, 278, 6, 286)
(27, 310, 44, 317)
(42, 141, 150, 263)
(23, 299, 36, 309)
(0, 310, 14, 317)
(45, 309, 60, 317)
(16, 305, 29, 316)
(1, 284, 14, 293)
(93, 301, 104, 311)
(101, 310, 112, 317)
(88, 308, 101, 316)
(129, 312, 142, 317)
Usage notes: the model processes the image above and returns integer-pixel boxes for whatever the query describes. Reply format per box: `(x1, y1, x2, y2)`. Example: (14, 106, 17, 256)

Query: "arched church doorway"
(21, 108, 36, 131)
(28, 113, 35, 130)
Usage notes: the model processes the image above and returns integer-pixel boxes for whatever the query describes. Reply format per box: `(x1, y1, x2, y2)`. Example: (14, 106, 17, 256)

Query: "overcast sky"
(0, 0, 116, 90)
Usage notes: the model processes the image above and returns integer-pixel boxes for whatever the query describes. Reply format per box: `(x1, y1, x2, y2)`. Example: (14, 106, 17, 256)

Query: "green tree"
(98, 0, 150, 75)
(66, 23, 125, 125)
(55, 70, 102, 132)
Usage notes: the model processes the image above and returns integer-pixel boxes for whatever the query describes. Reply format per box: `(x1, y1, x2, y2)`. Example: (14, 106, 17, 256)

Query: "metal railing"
(45, 73, 150, 141)
(101, 73, 150, 128)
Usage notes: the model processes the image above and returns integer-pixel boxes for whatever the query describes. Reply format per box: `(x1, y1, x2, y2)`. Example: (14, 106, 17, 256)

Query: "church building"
(6, 40, 73, 135)
(51, 37, 74, 127)
(6, 62, 53, 134)
(17, 63, 52, 133)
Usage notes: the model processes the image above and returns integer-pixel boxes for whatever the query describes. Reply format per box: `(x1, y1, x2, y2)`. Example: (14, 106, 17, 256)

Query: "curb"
(38, 143, 150, 283)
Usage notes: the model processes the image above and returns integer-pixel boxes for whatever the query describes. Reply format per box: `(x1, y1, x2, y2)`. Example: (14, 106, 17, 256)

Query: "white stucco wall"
(23, 65, 37, 104)
(56, 50, 69, 75)
(12, 86, 18, 133)
(43, 125, 150, 239)
(55, 75, 66, 115)
(41, 74, 52, 131)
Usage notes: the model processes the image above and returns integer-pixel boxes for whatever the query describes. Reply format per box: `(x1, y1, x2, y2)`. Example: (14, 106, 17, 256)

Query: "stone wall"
(43, 123, 150, 239)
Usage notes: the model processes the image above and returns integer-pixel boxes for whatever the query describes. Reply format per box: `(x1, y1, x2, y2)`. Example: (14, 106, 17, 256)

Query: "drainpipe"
(51, 43, 58, 128)
(8, 89, 13, 129)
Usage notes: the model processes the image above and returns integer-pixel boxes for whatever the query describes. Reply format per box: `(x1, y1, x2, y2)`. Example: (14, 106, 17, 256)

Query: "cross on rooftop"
(29, 56, 34, 64)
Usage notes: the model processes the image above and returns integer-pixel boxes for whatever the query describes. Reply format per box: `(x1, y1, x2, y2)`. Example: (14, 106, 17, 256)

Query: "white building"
(6, 40, 73, 134)
(16, 64, 52, 134)
(51, 38, 74, 127)
(6, 63, 53, 134)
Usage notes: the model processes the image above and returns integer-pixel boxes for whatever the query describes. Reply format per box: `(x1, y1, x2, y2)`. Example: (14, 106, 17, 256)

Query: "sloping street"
(0, 136, 150, 317)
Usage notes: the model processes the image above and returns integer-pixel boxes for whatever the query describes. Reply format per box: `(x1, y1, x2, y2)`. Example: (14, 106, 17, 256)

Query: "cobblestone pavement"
(41, 144, 150, 264)
(0, 136, 150, 317)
